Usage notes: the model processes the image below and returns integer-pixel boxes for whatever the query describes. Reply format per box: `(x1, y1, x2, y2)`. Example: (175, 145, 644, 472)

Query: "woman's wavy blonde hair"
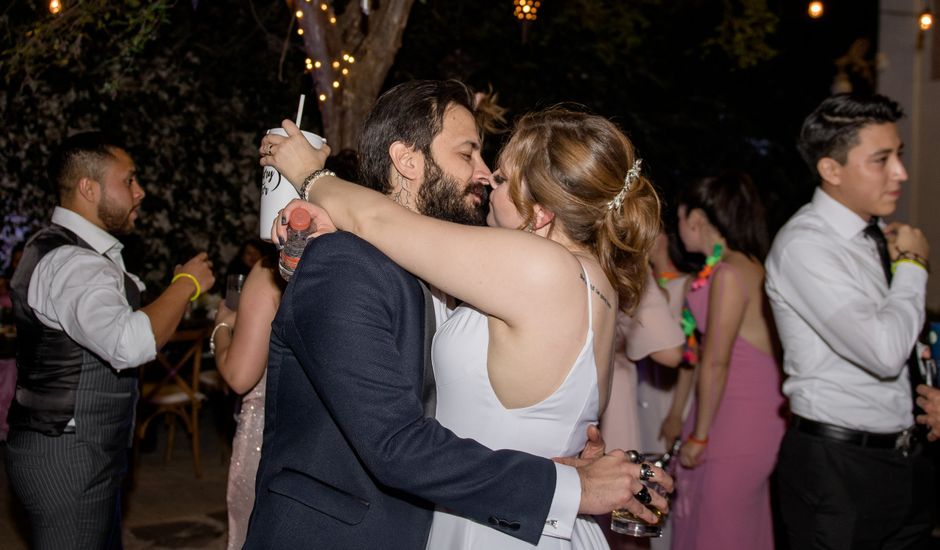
(497, 107, 661, 312)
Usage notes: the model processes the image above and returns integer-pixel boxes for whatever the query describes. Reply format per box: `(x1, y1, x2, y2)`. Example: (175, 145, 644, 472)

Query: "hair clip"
(607, 158, 642, 210)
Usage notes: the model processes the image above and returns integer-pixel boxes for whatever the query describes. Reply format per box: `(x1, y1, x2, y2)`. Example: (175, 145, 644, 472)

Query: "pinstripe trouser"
(5, 429, 126, 550)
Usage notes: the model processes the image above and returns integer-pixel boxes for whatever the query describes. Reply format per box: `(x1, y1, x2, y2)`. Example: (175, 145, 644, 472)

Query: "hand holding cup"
(564, 449, 672, 521)
(259, 120, 331, 186)
(257, 121, 327, 241)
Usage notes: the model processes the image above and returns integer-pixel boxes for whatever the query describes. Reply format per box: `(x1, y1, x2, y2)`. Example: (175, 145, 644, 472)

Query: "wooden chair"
(135, 327, 209, 477)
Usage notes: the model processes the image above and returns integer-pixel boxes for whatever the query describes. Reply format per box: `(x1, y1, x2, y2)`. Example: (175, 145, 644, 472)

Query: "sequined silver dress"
(226, 370, 266, 550)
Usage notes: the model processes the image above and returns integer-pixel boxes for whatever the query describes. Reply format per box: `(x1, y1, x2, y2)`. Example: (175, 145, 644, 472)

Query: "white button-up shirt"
(27, 207, 156, 370)
(765, 188, 926, 432)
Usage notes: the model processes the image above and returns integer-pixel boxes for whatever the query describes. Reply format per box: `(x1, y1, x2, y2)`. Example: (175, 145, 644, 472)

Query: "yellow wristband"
(171, 272, 201, 302)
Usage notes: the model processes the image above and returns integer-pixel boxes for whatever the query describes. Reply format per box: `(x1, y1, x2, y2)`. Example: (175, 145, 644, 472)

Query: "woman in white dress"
(264, 106, 664, 549)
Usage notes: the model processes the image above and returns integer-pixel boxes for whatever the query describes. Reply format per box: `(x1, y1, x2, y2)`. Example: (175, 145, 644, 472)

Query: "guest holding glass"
(211, 249, 285, 550)
(671, 172, 786, 550)
(598, 232, 684, 550)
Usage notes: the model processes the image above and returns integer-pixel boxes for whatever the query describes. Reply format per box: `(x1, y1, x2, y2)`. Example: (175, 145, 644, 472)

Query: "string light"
(919, 9, 934, 31)
(513, 0, 540, 21)
(808, 1, 823, 19)
(49, 0, 62, 14)
(296, 2, 364, 102)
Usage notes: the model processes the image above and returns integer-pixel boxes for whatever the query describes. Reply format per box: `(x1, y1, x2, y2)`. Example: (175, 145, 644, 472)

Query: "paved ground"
(0, 410, 231, 550)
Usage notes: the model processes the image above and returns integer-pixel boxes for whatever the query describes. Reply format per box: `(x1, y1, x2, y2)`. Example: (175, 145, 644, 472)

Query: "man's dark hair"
(49, 131, 126, 200)
(679, 171, 769, 261)
(357, 80, 476, 194)
(797, 93, 904, 180)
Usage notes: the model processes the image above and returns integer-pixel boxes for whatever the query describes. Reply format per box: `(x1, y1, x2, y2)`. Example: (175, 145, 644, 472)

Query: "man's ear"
(388, 141, 424, 182)
(533, 204, 556, 230)
(817, 157, 842, 187)
(75, 177, 100, 203)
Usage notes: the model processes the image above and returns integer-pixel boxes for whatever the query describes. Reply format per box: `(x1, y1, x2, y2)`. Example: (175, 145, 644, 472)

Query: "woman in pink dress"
(671, 173, 787, 550)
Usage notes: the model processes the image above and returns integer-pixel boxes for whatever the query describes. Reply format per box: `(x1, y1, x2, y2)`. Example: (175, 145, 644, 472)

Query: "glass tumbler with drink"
(610, 439, 681, 537)
(225, 274, 246, 311)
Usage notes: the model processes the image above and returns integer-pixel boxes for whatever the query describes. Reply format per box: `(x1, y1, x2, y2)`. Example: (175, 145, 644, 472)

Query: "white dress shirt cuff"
(893, 260, 929, 289)
(541, 463, 580, 540)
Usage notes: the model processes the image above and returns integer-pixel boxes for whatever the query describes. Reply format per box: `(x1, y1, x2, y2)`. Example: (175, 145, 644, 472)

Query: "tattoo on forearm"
(580, 272, 612, 310)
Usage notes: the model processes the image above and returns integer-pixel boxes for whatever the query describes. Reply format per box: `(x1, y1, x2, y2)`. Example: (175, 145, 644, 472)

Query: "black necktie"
(864, 218, 926, 426)
(863, 219, 894, 284)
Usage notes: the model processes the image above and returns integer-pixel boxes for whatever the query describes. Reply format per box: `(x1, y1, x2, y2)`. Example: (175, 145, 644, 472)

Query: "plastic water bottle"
(279, 209, 313, 281)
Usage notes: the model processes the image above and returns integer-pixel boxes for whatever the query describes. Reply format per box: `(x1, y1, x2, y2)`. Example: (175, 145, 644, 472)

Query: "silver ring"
(625, 450, 641, 464)
(635, 486, 652, 505)
(639, 463, 655, 482)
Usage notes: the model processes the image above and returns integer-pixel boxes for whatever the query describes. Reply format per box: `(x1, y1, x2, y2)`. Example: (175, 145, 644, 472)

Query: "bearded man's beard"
(416, 158, 488, 226)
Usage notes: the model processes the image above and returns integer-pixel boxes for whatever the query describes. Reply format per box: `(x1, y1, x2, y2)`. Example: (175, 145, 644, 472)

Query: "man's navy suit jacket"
(243, 232, 557, 549)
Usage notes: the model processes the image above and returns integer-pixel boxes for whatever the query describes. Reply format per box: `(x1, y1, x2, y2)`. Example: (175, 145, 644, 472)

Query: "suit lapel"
(419, 281, 436, 418)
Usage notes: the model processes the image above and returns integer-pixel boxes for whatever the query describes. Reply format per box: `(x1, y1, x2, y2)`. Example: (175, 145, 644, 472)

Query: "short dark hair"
(797, 94, 904, 179)
(49, 131, 126, 200)
(357, 80, 476, 194)
(679, 171, 769, 261)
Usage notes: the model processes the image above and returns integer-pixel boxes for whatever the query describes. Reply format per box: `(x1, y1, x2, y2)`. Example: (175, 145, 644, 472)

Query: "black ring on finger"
(639, 463, 655, 482)
(635, 486, 652, 505)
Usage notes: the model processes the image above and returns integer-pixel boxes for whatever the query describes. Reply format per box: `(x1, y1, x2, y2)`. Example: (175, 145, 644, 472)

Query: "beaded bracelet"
(171, 272, 201, 302)
(209, 322, 233, 355)
(300, 168, 337, 202)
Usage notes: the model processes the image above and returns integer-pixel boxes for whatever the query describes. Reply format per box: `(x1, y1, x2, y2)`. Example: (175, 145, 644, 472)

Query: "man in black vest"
(6, 132, 215, 549)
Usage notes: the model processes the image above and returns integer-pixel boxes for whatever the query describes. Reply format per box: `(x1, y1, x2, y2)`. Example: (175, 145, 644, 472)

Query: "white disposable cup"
(259, 128, 326, 241)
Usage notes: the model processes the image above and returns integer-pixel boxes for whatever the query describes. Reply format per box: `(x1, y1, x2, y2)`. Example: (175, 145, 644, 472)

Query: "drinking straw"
(295, 94, 306, 128)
